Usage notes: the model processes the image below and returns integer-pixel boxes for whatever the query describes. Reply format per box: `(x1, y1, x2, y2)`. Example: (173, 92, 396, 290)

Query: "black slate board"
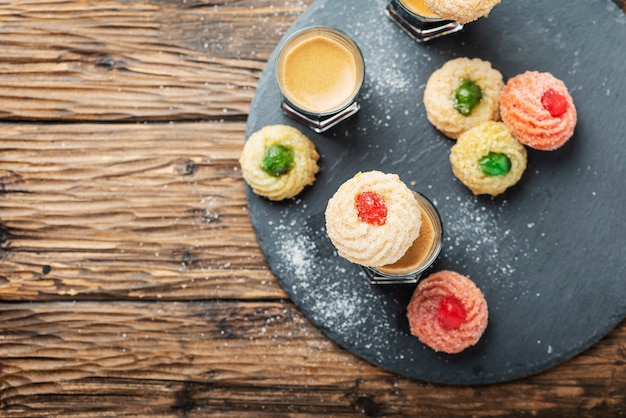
(244, 0, 626, 384)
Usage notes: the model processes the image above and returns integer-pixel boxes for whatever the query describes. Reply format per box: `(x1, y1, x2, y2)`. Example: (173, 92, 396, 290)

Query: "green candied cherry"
(261, 144, 294, 177)
(454, 79, 483, 116)
(479, 152, 511, 176)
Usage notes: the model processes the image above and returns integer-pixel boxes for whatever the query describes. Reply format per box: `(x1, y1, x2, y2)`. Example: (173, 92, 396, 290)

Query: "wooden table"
(1, 1, 624, 416)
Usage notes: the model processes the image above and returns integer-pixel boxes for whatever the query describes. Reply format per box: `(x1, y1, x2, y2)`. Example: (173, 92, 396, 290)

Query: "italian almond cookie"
(450, 121, 527, 196)
(424, 57, 504, 139)
(407, 270, 488, 354)
(500, 71, 577, 151)
(240, 125, 319, 201)
(325, 171, 422, 267)
(424, 0, 501, 24)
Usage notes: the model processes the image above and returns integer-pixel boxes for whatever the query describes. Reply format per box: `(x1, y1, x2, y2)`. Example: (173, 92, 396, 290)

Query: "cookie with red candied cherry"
(500, 71, 577, 151)
(325, 171, 422, 267)
(407, 270, 488, 354)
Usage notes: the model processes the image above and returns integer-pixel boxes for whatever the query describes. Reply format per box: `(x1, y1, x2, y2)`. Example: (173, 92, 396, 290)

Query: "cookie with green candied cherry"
(424, 57, 504, 139)
(240, 125, 319, 201)
(450, 121, 527, 196)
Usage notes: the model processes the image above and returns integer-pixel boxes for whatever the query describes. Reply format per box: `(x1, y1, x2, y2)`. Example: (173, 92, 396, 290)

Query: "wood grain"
(1, 0, 625, 416)
(0, 0, 307, 122)
(1, 302, 624, 416)
(0, 122, 285, 301)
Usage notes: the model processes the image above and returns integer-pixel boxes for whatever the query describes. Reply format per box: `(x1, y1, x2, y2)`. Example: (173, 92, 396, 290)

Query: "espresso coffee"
(374, 193, 442, 277)
(277, 27, 364, 115)
(400, 0, 440, 19)
(386, 0, 464, 43)
(376, 208, 436, 276)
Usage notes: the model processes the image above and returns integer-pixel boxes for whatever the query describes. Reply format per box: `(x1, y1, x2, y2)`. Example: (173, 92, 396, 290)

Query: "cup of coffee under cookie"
(363, 192, 443, 284)
(385, 0, 464, 42)
(325, 171, 443, 285)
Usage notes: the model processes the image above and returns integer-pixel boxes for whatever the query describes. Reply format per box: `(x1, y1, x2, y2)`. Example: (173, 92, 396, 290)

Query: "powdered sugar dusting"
(345, 0, 436, 133)
(275, 223, 317, 284)
(266, 207, 409, 364)
(434, 193, 532, 288)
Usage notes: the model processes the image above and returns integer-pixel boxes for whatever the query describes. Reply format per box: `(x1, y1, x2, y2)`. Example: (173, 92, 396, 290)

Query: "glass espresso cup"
(386, 0, 463, 42)
(275, 26, 365, 133)
(362, 192, 443, 284)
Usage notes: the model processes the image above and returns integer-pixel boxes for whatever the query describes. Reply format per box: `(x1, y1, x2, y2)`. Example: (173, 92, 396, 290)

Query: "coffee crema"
(277, 27, 364, 114)
(399, 0, 440, 19)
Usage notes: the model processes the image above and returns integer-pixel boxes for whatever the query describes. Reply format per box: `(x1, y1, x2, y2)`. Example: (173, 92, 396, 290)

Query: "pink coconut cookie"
(500, 71, 577, 151)
(407, 270, 488, 354)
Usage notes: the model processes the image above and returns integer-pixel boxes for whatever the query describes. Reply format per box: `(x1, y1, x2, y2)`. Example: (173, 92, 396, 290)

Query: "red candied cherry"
(356, 191, 387, 226)
(541, 89, 568, 117)
(437, 295, 467, 330)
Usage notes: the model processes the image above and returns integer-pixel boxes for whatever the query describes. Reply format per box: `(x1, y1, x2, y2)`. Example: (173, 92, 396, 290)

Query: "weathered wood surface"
(1, 1, 624, 416)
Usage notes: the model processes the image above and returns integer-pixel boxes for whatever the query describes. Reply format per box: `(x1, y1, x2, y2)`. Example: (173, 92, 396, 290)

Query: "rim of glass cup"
(275, 25, 365, 117)
(367, 192, 444, 281)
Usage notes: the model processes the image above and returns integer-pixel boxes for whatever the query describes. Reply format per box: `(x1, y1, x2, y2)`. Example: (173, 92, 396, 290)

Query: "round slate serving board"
(244, 0, 626, 384)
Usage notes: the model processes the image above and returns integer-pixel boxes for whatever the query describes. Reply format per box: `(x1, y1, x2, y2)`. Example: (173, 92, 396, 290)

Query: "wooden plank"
(0, 301, 624, 417)
(0, 122, 286, 300)
(0, 0, 312, 122)
(0, 0, 624, 123)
